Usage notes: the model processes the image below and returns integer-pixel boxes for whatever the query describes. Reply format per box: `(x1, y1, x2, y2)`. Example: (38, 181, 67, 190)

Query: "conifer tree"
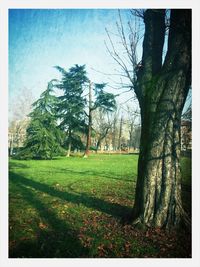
(55, 65, 88, 157)
(17, 81, 64, 159)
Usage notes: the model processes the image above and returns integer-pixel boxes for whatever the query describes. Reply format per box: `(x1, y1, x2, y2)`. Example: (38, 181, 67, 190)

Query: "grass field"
(9, 154, 191, 258)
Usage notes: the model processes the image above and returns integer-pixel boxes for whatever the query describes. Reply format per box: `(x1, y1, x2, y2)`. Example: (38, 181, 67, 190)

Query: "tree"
(83, 82, 116, 157)
(125, 105, 140, 151)
(9, 88, 35, 156)
(110, 109, 120, 151)
(55, 65, 88, 157)
(9, 87, 35, 123)
(92, 108, 112, 152)
(117, 115, 123, 151)
(107, 9, 191, 228)
(17, 82, 64, 159)
(9, 119, 29, 156)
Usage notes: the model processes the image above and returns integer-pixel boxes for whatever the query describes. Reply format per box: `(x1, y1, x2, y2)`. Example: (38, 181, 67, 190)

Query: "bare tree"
(110, 109, 120, 151)
(125, 104, 140, 151)
(92, 108, 112, 152)
(9, 88, 34, 156)
(9, 88, 34, 123)
(9, 119, 29, 156)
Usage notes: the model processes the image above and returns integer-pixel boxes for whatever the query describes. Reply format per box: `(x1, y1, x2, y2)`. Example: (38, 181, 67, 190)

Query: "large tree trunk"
(133, 81, 186, 228)
(132, 9, 191, 228)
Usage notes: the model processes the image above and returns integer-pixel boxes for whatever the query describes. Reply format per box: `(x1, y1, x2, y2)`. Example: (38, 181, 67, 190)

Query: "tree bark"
(84, 82, 92, 158)
(66, 130, 72, 157)
(95, 127, 110, 153)
(132, 9, 191, 228)
(118, 116, 123, 151)
(9, 134, 14, 156)
(66, 141, 71, 157)
(112, 116, 117, 151)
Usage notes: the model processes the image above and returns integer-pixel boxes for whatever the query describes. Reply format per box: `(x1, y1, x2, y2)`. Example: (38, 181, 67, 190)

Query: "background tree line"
(9, 64, 141, 159)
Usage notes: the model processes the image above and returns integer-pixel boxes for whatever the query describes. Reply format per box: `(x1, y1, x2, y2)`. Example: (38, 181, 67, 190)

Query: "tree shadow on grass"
(9, 161, 30, 170)
(9, 180, 89, 258)
(9, 171, 132, 257)
(10, 172, 132, 219)
(48, 167, 135, 183)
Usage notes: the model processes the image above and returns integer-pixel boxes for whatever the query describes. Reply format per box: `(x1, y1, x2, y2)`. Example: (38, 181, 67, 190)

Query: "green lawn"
(9, 154, 191, 258)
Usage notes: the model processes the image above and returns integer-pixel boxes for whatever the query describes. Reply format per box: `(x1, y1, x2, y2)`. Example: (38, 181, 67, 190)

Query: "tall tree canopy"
(55, 64, 88, 157)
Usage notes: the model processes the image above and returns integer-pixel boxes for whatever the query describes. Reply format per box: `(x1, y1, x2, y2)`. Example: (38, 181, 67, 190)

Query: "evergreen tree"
(55, 64, 89, 157)
(16, 82, 64, 159)
(54, 64, 116, 157)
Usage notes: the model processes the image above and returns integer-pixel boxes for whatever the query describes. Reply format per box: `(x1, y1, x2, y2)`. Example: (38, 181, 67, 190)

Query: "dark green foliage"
(54, 65, 88, 153)
(16, 82, 65, 159)
(64, 132, 85, 151)
(93, 83, 116, 112)
(55, 64, 88, 128)
(54, 65, 116, 156)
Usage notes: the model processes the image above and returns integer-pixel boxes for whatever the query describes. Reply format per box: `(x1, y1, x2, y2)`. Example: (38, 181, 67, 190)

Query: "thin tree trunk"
(9, 134, 14, 156)
(118, 116, 123, 151)
(112, 117, 117, 151)
(95, 127, 109, 153)
(66, 141, 71, 157)
(95, 140, 101, 153)
(129, 122, 134, 151)
(66, 130, 72, 157)
(84, 82, 92, 158)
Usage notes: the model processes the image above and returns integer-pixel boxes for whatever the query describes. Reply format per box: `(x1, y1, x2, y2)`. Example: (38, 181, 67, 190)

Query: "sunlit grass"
(9, 154, 191, 258)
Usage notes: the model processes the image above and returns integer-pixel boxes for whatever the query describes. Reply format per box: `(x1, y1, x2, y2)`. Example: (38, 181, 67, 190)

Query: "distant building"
(181, 120, 192, 151)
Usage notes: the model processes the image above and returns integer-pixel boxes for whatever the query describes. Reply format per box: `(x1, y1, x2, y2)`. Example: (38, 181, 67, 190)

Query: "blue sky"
(9, 9, 138, 119)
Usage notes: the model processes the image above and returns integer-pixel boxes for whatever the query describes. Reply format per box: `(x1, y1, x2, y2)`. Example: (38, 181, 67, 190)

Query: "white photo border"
(1, 1, 200, 267)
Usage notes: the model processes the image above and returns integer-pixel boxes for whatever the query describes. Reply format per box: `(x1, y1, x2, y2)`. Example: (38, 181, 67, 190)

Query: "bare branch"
(120, 96, 137, 106)
(104, 30, 135, 86)
(131, 9, 145, 19)
(90, 66, 127, 77)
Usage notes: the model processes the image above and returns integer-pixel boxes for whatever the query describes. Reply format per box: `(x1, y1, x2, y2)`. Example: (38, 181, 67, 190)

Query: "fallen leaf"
(39, 222, 48, 229)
